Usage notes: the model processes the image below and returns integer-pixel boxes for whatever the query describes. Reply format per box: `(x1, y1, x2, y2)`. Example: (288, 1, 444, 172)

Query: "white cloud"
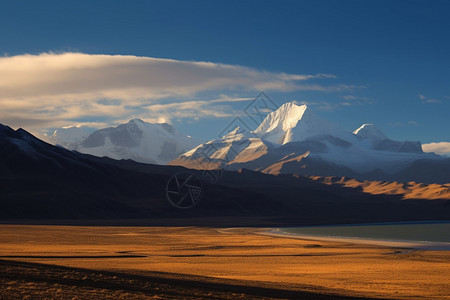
(422, 142, 450, 156)
(143, 99, 244, 121)
(0, 52, 346, 130)
(419, 94, 442, 104)
(425, 99, 442, 104)
(340, 95, 374, 103)
(295, 94, 373, 111)
(388, 121, 419, 127)
(0, 52, 336, 102)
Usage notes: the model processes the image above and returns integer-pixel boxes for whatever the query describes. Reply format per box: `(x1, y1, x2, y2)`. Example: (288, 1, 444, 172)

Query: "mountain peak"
(354, 124, 386, 141)
(127, 119, 175, 134)
(254, 102, 308, 133)
(127, 118, 147, 130)
(253, 101, 339, 144)
(224, 127, 242, 137)
(223, 126, 247, 136)
(129, 118, 145, 124)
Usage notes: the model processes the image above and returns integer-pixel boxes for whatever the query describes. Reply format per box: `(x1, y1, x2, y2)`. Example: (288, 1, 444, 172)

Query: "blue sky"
(0, 0, 449, 151)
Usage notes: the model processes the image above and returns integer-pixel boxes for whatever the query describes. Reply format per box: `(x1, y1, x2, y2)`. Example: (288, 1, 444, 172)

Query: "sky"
(0, 0, 449, 154)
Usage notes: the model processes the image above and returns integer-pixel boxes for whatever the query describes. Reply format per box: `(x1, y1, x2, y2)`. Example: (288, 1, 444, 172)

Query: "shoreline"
(262, 228, 450, 251)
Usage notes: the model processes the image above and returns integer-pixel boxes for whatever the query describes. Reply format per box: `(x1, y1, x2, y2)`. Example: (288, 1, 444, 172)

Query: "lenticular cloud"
(0, 52, 326, 103)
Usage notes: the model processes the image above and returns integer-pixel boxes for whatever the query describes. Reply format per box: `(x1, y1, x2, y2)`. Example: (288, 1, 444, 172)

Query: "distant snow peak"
(353, 123, 373, 135)
(128, 118, 175, 135)
(354, 124, 386, 141)
(49, 125, 95, 147)
(225, 127, 242, 137)
(253, 101, 340, 144)
(352, 123, 422, 153)
(49, 119, 199, 165)
(254, 102, 307, 136)
(129, 118, 144, 124)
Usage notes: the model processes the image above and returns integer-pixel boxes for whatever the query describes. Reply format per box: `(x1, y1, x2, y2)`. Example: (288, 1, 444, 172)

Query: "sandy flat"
(263, 228, 450, 250)
(0, 225, 449, 299)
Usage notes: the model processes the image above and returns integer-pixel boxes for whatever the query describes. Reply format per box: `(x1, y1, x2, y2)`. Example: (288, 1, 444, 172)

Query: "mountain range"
(1, 123, 449, 223)
(171, 102, 450, 184)
(37, 102, 450, 184)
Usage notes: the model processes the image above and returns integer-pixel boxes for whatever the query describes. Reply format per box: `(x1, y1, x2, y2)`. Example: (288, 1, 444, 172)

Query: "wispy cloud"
(419, 94, 442, 104)
(425, 99, 442, 104)
(143, 98, 247, 122)
(295, 94, 373, 111)
(422, 142, 450, 156)
(388, 121, 419, 127)
(340, 95, 374, 103)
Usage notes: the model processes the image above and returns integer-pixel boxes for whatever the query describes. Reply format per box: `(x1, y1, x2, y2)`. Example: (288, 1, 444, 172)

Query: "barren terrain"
(0, 225, 449, 299)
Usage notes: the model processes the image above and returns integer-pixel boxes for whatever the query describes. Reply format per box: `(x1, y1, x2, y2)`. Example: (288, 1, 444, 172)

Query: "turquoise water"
(282, 221, 450, 244)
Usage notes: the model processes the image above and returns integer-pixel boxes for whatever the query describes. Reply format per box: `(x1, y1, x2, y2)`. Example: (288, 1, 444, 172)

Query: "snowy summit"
(56, 119, 199, 165)
(171, 101, 445, 182)
(253, 102, 344, 144)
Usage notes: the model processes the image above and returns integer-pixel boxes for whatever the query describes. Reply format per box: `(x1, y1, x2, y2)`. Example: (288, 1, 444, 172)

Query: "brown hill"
(309, 176, 450, 200)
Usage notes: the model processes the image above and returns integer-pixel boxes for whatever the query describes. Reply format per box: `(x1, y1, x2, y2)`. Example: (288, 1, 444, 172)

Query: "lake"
(281, 221, 450, 245)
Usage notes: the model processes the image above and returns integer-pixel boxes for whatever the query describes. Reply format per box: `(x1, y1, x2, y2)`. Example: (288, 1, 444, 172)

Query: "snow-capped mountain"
(253, 102, 347, 144)
(62, 119, 199, 165)
(171, 102, 449, 183)
(176, 126, 274, 170)
(353, 124, 387, 142)
(48, 125, 96, 148)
